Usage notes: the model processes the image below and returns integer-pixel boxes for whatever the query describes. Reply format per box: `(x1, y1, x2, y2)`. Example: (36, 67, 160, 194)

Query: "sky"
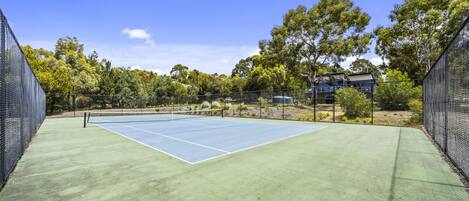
(0, 0, 402, 75)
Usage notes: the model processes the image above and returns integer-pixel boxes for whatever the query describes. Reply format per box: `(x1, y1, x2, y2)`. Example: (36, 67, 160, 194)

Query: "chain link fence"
(0, 10, 46, 188)
(424, 17, 469, 182)
(55, 77, 422, 127)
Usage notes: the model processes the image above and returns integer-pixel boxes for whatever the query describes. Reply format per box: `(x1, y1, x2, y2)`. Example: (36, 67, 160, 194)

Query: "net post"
(83, 112, 87, 128)
(221, 109, 224, 118)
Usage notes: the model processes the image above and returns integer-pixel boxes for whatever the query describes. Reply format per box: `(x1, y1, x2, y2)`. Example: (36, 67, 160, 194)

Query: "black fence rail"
(424, 16, 469, 182)
(0, 10, 46, 188)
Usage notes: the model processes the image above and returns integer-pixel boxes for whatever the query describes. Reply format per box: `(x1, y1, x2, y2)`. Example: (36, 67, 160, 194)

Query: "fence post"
(73, 94, 76, 117)
(0, 14, 6, 184)
(239, 92, 242, 117)
(371, 84, 374, 125)
(282, 90, 285, 120)
(259, 97, 262, 119)
(83, 112, 87, 128)
(332, 87, 336, 123)
(313, 87, 317, 122)
(443, 52, 449, 153)
(19, 51, 25, 154)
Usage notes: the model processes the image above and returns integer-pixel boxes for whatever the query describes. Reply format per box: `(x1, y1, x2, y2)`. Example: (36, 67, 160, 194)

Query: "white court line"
(92, 124, 196, 164)
(122, 125, 229, 154)
(191, 126, 327, 164)
(93, 122, 326, 165)
(37, 129, 56, 133)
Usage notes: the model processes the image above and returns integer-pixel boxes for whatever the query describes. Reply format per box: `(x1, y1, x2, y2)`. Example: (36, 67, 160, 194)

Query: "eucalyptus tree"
(374, 0, 468, 80)
(264, 0, 372, 87)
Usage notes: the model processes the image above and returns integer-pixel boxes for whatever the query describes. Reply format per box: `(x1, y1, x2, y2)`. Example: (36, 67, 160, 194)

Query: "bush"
(363, 118, 370, 124)
(211, 101, 221, 109)
(222, 103, 231, 111)
(335, 88, 371, 118)
(341, 116, 348, 122)
(407, 99, 423, 125)
(201, 101, 210, 109)
(76, 96, 92, 108)
(318, 112, 330, 120)
(258, 97, 267, 108)
(375, 69, 422, 110)
(237, 103, 248, 112)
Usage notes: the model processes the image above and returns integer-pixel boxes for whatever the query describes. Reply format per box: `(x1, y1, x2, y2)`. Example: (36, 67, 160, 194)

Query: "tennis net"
(85, 109, 223, 126)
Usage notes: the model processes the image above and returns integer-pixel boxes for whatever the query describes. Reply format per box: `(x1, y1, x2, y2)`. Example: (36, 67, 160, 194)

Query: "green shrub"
(341, 116, 348, 122)
(76, 96, 92, 108)
(222, 103, 231, 111)
(318, 113, 330, 120)
(407, 99, 423, 125)
(335, 88, 371, 118)
(211, 101, 221, 109)
(251, 113, 257, 117)
(355, 117, 361, 123)
(201, 101, 210, 109)
(375, 69, 422, 110)
(258, 97, 267, 108)
(155, 108, 160, 112)
(363, 118, 369, 124)
(237, 103, 248, 112)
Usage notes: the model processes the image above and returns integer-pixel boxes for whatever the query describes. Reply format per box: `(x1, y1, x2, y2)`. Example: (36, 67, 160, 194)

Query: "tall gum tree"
(374, 0, 469, 80)
(265, 0, 372, 87)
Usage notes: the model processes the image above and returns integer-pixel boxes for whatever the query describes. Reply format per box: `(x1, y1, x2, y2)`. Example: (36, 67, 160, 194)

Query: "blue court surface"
(90, 115, 325, 164)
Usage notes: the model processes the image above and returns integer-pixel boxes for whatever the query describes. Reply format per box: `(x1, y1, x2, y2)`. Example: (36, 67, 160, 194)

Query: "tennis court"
(1, 116, 469, 201)
(86, 111, 325, 164)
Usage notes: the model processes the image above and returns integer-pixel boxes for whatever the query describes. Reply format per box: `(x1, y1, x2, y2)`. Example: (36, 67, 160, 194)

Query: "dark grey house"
(347, 73, 376, 94)
(307, 72, 376, 103)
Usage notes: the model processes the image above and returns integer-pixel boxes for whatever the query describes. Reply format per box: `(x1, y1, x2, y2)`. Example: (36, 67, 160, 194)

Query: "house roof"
(348, 73, 375, 82)
(317, 73, 347, 82)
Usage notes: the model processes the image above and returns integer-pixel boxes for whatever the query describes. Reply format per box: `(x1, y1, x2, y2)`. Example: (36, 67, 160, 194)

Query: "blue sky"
(0, 0, 402, 74)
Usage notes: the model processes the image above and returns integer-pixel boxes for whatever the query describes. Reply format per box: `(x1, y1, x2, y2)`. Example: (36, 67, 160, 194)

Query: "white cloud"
(131, 65, 163, 74)
(91, 44, 258, 75)
(340, 55, 388, 68)
(340, 56, 362, 68)
(248, 48, 260, 56)
(122, 28, 155, 46)
(369, 57, 387, 66)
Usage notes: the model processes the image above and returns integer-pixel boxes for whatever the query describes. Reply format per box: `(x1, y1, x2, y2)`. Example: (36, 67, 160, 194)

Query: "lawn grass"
(1, 117, 467, 201)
